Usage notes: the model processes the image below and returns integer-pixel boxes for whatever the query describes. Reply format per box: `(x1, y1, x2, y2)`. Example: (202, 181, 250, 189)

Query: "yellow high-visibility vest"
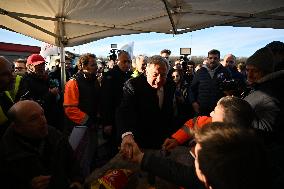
(8, 75, 22, 101)
(0, 92, 13, 125)
(0, 75, 21, 125)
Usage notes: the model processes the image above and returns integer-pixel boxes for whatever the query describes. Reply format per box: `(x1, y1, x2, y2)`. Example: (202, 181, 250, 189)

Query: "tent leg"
(60, 44, 66, 91)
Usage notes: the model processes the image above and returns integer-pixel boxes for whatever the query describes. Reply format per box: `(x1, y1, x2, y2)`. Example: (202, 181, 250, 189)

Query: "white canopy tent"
(1, 0, 284, 86)
(1, 0, 284, 47)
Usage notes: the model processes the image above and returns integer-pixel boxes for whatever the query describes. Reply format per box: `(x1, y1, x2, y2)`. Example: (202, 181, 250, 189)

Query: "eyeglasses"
(14, 67, 26, 71)
(188, 139, 197, 159)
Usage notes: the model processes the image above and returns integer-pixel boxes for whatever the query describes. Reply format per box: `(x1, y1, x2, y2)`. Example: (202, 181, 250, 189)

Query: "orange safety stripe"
(172, 116, 212, 144)
(63, 79, 87, 125)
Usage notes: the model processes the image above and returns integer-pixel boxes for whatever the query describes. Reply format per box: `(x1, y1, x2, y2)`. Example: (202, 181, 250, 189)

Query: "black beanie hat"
(246, 47, 274, 74)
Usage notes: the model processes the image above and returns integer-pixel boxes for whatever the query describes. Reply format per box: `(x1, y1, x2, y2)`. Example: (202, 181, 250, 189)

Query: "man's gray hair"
(147, 55, 169, 72)
(133, 55, 148, 65)
(136, 55, 148, 62)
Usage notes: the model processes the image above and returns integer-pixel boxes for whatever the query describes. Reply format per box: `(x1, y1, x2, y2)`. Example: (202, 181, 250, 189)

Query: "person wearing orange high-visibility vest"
(162, 96, 254, 151)
(64, 53, 100, 177)
(64, 53, 100, 133)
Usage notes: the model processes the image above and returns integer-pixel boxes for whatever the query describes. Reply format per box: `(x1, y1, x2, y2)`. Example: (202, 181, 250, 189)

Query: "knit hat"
(246, 47, 274, 74)
(265, 41, 284, 53)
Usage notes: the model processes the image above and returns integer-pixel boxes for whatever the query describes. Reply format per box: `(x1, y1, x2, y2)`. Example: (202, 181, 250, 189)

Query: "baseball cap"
(27, 54, 45, 66)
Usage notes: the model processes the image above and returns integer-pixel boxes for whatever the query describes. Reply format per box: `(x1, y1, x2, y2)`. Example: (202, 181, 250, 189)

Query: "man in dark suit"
(117, 55, 176, 149)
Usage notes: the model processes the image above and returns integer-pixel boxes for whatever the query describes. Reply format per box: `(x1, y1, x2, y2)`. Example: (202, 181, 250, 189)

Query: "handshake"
(120, 135, 180, 163)
(119, 135, 144, 164)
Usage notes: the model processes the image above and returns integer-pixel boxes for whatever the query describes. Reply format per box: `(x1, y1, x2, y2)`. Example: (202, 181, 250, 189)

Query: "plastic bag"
(91, 169, 133, 189)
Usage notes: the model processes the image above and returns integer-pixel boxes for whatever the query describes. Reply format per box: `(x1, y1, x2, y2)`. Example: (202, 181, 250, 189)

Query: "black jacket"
(141, 152, 204, 189)
(48, 66, 75, 90)
(21, 73, 64, 129)
(0, 126, 82, 189)
(116, 74, 176, 149)
(100, 65, 132, 126)
(0, 92, 14, 137)
(68, 72, 100, 128)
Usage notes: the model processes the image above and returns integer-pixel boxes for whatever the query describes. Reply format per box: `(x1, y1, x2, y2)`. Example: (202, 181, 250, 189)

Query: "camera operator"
(105, 47, 118, 71)
(180, 56, 195, 85)
(109, 49, 117, 63)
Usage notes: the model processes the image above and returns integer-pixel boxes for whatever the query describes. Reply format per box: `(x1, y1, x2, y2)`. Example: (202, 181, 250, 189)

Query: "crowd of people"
(0, 41, 283, 189)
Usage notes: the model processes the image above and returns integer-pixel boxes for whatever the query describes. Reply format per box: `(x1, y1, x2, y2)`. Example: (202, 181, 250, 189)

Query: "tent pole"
(60, 44, 66, 91)
(161, 0, 177, 34)
(58, 17, 66, 91)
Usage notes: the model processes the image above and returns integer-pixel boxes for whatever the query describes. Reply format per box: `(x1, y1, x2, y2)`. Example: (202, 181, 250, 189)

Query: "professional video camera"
(109, 44, 118, 62)
(179, 47, 193, 70)
(179, 48, 191, 62)
(179, 55, 190, 63)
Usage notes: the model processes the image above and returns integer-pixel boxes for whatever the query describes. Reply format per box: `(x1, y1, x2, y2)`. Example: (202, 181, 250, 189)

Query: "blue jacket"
(189, 64, 231, 115)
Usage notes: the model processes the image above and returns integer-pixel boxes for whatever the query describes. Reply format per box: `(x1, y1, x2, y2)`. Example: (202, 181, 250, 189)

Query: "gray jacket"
(244, 70, 284, 137)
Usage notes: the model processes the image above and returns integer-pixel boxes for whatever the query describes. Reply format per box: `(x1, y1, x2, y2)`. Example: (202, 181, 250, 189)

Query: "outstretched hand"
(162, 138, 179, 151)
(120, 135, 144, 164)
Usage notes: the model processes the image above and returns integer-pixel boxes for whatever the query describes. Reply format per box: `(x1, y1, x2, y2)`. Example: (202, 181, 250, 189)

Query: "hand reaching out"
(120, 135, 144, 164)
(162, 138, 179, 151)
